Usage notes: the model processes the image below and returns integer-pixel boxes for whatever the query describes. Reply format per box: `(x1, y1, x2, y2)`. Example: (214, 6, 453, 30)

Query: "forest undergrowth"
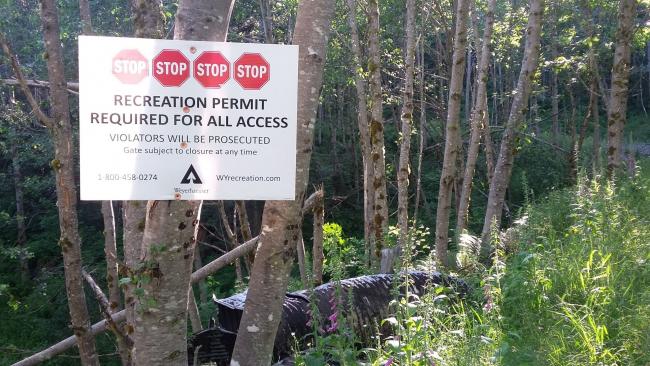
(294, 160, 650, 366)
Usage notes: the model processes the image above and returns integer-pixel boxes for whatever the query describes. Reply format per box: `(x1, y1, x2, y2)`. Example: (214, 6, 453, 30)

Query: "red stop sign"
(234, 53, 270, 90)
(152, 49, 190, 87)
(194, 51, 230, 88)
(112, 49, 148, 84)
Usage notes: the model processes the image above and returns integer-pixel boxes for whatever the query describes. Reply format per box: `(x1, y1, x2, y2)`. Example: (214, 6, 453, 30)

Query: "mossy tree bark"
(367, 0, 389, 268)
(606, 0, 638, 178)
(480, 0, 544, 258)
(230, 1, 334, 364)
(457, 0, 497, 235)
(125, 1, 235, 365)
(434, 0, 470, 268)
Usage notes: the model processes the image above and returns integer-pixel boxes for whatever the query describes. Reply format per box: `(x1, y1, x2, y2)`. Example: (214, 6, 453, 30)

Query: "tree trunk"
(11, 142, 29, 280)
(593, 77, 602, 173)
(40, 1, 99, 363)
(568, 85, 578, 183)
(101, 201, 120, 312)
(129, 1, 235, 365)
(413, 39, 426, 226)
(258, 0, 275, 43)
(230, 1, 334, 364)
(456, 0, 496, 235)
(235, 201, 255, 269)
(78, 0, 93, 35)
(396, 0, 417, 258)
(480, 0, 544, 257)
(312, 188, 324, 286)
(606, 0, 638, 178)
(218, 201, 244, 284)
(122, 0, 165, 350)
(345, 0, 374, 268)
(296, 231, 309, 288)
(188, 287, 203, 332)
(550, 8, 560, 146)
(368, 0, 389, 268)
(434, 0, 470, 268)
(13, 236, 261, 366)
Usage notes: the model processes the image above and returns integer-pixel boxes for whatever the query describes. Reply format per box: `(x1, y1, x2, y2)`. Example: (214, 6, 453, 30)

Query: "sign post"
(79, 36, 299, 201)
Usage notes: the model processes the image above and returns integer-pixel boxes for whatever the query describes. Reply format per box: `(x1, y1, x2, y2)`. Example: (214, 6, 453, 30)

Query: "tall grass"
(292, 161, 650, 365)
(500, 162, 650, 365)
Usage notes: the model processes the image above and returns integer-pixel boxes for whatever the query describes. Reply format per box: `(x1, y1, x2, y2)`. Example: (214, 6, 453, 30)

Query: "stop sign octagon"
(194, 51, 230, 88)
(234, 53, 270, 90)
(153, 49, 191, 87)
(112, 49, 148, 84)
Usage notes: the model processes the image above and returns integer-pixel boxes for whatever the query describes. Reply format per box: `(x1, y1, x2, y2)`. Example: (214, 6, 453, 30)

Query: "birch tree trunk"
(345, 0, 374, 267)
(40, 0, 99, 363)
(480, 0, 544, 257)
(396, 0, 417, 255)
(457, 0, 496, 235)
(434, 0, 470, 267)
(230, 1, 334, 364)
(129, 1, 235, 365)
(368, 0, 389, 268)
(606, 0, 638, 178)
(122, 0, 165, 347)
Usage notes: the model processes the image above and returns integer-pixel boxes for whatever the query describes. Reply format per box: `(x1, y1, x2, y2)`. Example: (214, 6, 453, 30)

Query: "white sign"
(78, 36, 298, 200)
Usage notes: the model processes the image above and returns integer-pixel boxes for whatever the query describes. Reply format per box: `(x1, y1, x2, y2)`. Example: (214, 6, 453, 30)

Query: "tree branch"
(1, 78, 79, 94)
(0, 33, 54, 128)
(81, 270, 133, 348)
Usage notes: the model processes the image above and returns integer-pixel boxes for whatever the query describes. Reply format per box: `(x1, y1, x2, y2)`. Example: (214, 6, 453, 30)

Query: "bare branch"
(81, 270, 133, 348)
(0, 34, 54, 128)
(1, 79, 79, 93)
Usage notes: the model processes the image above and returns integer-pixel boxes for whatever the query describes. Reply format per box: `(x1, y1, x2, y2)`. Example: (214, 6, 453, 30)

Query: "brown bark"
(312, 188, 324, 286)
(78, 0, 93, 35)
(606, 0, 638, 178)
(218, 201, 244, 284)
(230, 1, 334, 364)
(434, 0, 470, 268)
(32, 1, 101, 364)
(480, 0, 544, 257)
(81, 270, 132, 349)
(236, 200, 255, 269)
(101, 201, 120, 311)
(457, 0, 497, 235)
(345, 0, 374, 267)
(368, 0, 389, 268)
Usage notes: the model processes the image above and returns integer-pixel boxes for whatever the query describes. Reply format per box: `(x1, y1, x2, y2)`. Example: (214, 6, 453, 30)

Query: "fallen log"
(12, 236, 259, 366)
(188, 271, 468, 365)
